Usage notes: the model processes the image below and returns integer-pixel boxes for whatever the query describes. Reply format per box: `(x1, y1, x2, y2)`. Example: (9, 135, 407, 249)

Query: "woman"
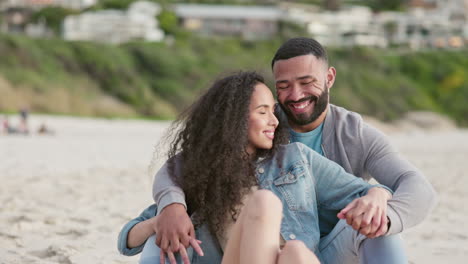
(118, 71, 392, 264)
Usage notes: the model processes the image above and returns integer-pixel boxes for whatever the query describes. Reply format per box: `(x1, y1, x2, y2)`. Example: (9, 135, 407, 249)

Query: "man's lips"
(287, 97, 315, 114)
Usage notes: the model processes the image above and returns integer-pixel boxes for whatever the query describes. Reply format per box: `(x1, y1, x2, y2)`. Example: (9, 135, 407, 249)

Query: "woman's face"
(246, 83, 279, 155)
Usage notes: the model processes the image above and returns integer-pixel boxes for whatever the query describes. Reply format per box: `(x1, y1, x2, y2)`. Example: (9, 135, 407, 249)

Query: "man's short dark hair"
(271, 37, 328, 68)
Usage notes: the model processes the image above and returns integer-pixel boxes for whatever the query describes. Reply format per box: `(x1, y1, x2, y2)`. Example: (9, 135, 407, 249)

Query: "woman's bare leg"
(222, 190, 283, 264)
(277, 240, 320, 264)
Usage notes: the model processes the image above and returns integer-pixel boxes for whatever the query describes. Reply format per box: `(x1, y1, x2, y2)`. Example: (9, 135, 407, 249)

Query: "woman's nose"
(270, 114, 279, 128)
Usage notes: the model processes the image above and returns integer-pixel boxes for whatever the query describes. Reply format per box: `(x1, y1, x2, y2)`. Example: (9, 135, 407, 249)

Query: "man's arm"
(152, 157, 203, 259)
(305, 143, 393, 211)
(153, 158, 186, 215)
(362, 123, 438, 235)
(303, 141, 393, 237)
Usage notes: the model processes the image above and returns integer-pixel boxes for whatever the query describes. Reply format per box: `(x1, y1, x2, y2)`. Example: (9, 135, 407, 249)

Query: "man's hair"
(271, 37, 328, 68)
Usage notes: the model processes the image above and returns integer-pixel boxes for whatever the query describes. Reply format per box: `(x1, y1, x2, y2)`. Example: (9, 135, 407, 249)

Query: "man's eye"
(301, 81, 312, 85)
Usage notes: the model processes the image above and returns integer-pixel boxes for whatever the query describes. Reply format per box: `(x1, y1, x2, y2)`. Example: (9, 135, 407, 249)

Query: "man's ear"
(327, 66, 336, 89)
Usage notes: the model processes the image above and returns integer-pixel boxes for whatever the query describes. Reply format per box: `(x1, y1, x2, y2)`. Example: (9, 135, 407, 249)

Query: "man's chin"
(288, 112, 315, 126)
(279, 104, 316, 126)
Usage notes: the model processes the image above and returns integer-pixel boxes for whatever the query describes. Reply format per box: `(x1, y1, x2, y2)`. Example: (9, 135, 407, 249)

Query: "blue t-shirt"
(289, 122, 340, 237)
(289, 122, 324, 155)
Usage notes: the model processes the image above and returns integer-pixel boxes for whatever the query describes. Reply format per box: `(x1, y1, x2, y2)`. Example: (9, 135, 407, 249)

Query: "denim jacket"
(254, 142, 390, 255)
(118, 142, 391, 257)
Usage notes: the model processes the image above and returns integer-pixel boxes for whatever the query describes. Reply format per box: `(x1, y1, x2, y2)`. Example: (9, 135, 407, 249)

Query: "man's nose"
(288, 84, 304, 102)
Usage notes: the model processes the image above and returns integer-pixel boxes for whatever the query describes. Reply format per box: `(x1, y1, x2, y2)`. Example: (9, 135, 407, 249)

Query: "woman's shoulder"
(278, 142, 314, 155)
(272, 143, 318, 166)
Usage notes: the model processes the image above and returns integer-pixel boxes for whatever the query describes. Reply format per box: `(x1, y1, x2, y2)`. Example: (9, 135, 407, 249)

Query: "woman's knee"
(282, 240, 308, 254)
(279, 240, 319, 264)
(244, 190, 282, 221)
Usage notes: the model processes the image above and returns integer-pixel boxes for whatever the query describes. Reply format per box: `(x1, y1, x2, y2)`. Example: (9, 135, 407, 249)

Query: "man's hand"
(337, 187, 392, 238)
(154, 203, 204, 264)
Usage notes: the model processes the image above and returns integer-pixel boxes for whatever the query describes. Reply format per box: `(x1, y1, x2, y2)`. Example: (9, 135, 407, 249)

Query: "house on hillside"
(286, 5, 387, 47)
(0, 0, 96, 10)
(282, 0, 467, 49)
(0, 0, 96, 37)
(62, 1, 164, 44)
(0, 6, 31, 32)
(173, 4, 283, 40)
(377, 0, 467, 49)
(0, 6, 52, 36)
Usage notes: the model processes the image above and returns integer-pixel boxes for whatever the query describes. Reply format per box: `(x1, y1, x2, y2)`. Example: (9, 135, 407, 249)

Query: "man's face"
(273, 54, 335, 126)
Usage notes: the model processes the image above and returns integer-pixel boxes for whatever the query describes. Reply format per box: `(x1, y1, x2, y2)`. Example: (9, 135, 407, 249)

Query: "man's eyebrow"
(297, 75, 314, 81)
(275, 75, 315, 84)
(275, 80, 288, 85)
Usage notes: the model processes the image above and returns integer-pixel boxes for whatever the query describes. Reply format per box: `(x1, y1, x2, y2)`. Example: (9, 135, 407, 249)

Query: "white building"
(63, 1, 164, 44)
(0, 0, 96, 11)
(283, 0, 467, 49)
(173, 4, 283, 40)
(286, 5, 387, 47)
(377, 0, 468, 49)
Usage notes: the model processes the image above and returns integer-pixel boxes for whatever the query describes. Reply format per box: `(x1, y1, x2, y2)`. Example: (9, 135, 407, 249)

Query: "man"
(118, 38, 437, 263)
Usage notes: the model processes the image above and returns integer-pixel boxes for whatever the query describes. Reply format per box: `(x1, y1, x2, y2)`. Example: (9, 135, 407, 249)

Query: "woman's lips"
(263, 130, 275, 140)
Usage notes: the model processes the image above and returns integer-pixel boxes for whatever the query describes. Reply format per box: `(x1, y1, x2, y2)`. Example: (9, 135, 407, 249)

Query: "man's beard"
(279, 84, 329, 126)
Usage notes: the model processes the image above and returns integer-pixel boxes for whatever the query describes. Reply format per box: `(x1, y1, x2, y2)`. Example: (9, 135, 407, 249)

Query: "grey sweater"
(152, 104, 437, 236)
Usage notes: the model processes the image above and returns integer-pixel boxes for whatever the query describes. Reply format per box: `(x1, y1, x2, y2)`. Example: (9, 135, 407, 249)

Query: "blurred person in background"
(19, 107, 29, 134)
(1, 116, 9, 134)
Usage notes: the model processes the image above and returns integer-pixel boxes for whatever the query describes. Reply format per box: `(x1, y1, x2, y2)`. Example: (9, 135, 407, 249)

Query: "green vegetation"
(157, 10, 179, 35)
(30, 7, 79, 34)
(0, 34, 467, 125)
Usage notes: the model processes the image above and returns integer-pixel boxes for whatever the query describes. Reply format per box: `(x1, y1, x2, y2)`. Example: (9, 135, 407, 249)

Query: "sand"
(0, 114, 467, 263)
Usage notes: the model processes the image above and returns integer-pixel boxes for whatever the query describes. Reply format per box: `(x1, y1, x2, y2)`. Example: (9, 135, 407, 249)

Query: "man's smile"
(288, 97, 315, 114)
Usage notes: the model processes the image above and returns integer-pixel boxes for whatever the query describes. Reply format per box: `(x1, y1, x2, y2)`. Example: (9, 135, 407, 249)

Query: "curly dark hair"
(166, 71, 288, 235)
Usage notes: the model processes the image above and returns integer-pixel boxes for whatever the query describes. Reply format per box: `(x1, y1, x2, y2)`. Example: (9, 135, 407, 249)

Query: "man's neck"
(289, 107, 328, 133)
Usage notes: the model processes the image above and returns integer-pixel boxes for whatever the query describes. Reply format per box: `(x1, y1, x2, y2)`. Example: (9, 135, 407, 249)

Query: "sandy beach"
(0, 114, 467, 264)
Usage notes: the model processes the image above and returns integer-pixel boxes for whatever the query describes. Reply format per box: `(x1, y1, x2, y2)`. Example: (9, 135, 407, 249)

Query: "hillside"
(0, 34, 467, 125)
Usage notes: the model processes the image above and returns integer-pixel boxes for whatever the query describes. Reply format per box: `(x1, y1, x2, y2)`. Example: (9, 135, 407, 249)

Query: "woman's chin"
(262, 143, 274, 150)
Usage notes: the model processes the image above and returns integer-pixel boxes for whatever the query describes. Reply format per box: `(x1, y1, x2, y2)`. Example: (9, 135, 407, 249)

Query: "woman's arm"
(127, 216, 158, 248)
(117, 204, 157, 256)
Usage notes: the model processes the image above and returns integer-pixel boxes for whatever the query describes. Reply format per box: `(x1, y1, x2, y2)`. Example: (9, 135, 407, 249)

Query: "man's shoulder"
(326, 104, 366, 138)
(329, 104, 364, 126)
(327, 104, 388, 144)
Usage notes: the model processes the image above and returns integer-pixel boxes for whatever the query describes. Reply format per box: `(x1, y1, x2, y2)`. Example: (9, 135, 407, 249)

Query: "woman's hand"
(337, 187, 392, 238)
(159, 238, 203, 264)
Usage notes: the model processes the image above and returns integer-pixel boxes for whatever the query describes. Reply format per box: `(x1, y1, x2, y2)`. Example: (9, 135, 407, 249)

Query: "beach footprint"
(56, 228, 89, 239)
(29, 245, 75, 264)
